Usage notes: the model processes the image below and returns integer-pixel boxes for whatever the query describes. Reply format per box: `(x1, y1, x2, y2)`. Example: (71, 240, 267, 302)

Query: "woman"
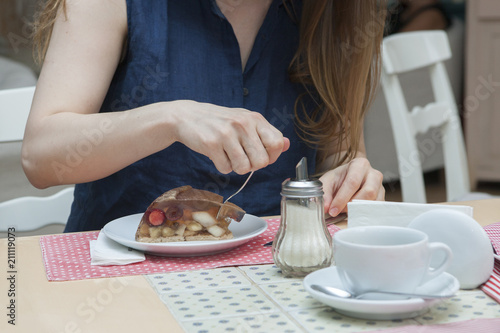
(23, 0, 386, 232)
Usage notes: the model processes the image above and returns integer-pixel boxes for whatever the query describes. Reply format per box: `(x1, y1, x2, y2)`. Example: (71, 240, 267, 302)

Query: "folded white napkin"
(347, 200, 473, 228)
(90, 232, 145, 266)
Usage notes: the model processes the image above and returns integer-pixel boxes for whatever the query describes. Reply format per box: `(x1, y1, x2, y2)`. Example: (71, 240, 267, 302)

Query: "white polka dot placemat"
(145, 265, 500, 333)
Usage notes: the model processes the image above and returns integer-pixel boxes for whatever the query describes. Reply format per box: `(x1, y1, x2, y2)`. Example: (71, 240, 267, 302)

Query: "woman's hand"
(319, 157, 385, 217)
(172, 100, 290, 175)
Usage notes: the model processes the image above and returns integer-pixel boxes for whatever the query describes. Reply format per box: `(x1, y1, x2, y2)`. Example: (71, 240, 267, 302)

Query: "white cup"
(334, 226, 453, 295)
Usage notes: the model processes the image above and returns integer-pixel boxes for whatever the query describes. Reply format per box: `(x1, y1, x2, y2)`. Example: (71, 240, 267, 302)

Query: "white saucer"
(102, 213, 267, 257)
(303, 266, 459, 320)
(408, 209, 494, 289)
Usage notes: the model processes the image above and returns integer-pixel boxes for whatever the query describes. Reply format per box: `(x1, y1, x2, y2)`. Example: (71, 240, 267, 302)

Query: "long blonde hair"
(32, 0, 386, 170)
(289, 0, 386, 169)
(32, 0, 66, 64)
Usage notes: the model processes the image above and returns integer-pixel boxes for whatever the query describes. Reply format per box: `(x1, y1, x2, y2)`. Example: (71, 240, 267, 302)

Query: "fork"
(216, 171, 254, 220)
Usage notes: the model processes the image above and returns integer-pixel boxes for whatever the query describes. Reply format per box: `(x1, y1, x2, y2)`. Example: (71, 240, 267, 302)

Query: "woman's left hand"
(319, 157, 385, 217)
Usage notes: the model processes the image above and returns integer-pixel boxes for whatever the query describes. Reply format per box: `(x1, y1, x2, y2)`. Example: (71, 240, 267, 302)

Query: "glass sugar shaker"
(272, 157, 333, 277)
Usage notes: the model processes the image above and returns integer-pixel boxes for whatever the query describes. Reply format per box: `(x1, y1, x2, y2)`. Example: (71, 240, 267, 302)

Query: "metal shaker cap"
(281, 157, 323, 197)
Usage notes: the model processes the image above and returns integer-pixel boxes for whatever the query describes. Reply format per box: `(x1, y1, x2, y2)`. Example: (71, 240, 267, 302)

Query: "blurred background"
(0, 0, 38, 86)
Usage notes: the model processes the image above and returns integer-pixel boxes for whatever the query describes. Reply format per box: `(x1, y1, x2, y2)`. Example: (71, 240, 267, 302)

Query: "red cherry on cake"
(148, 209, 166, 226)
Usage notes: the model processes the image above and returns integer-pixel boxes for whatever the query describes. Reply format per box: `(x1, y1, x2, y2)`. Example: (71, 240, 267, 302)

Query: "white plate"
(102, 213, 267, 257)
(303, 266, 459, 320)
(408, 209, 495, 289)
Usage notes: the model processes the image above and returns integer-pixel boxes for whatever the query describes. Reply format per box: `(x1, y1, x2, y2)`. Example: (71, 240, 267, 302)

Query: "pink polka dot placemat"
(39, 218, 341, 282)
(481, 222, 500, 303)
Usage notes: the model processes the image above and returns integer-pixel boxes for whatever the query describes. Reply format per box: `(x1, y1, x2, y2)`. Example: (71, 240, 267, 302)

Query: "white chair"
(0, 86, 74, 232)
(0, 86, 36, 142)
(380, 30, 492, 203)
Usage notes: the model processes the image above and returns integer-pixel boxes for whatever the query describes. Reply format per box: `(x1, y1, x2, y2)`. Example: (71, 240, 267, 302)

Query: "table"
(1, 199, 500, 333)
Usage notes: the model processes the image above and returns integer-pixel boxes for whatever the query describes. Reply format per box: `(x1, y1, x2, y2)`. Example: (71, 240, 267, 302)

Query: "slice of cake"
(135, 186, 245, 243)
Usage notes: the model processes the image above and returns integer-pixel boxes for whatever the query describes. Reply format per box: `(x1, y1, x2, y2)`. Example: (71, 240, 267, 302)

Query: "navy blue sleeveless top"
(65, 0, 317, 232)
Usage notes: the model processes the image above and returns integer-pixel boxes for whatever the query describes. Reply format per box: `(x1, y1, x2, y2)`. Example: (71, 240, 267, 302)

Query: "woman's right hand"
(171, 100, 290, 175)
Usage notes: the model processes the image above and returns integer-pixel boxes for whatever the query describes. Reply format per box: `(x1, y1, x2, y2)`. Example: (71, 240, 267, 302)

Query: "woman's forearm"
(21, 101, 178, 188)
(22, 98, 289, 188)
